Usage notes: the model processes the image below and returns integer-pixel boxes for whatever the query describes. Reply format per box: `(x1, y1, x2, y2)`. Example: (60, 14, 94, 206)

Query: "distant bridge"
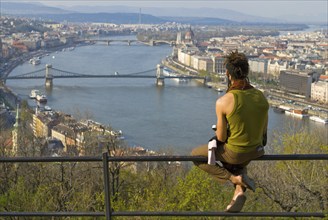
(79, 39, 176, 46)
(3, 65, 206, 87)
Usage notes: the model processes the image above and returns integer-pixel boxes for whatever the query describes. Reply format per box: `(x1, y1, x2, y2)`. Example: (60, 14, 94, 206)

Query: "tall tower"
(12, 104, 20, 155)
(0, 38, 2, 59)
(139, 8, 142, 25)
(176, 32, 182, 45)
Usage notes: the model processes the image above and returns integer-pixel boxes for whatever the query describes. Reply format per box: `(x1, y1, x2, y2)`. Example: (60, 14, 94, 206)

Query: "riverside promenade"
(162, 57, 328, 118)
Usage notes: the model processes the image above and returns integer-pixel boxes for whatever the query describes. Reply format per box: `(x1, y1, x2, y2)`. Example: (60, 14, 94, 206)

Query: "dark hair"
(224, 51, 249, 80)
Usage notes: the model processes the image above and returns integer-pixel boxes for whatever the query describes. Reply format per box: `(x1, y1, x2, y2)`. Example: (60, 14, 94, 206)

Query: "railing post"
(102, 152, 112, 220)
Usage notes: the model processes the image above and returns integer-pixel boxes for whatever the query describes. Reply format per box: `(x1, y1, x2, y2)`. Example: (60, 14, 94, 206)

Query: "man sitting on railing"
(191, 51, 269, 213)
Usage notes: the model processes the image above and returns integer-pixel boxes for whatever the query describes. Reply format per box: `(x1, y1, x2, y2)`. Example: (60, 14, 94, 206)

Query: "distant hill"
(1, 2, 237, 25)
(63, 5, 281, 23)
(21, 13, 237, 25)
(2, 2, 276, 24)
(22, 13, 168, 24)
(1, 2, 314, 26)
(1, 2, 73, 14)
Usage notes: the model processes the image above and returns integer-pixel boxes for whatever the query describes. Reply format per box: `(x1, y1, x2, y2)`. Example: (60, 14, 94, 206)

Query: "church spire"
(14, 104, 19, 128)
(12, 104, 20, 155)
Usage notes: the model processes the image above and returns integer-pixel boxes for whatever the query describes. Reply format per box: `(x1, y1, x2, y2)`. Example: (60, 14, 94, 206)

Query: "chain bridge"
(3, 64, 207, 87)
(79, 39, 176, 46)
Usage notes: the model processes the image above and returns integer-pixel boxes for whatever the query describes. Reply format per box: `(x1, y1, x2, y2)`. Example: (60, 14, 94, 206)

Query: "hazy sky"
(4, 0, 328, 23)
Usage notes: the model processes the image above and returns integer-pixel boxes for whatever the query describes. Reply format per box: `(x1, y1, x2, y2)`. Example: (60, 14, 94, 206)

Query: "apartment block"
(51, 124, 75, 152)
(279, 70, 314, 99)
(311, 80, 328, 103)
(249, 58, 269, 76)
(21, 39, 41, 51)
(51, 122, 88, 154)
(33, 113, 59, 138)
(198, 57, 213, 73)
(212, 55, 225, 74)
(268, 60, 289, 78)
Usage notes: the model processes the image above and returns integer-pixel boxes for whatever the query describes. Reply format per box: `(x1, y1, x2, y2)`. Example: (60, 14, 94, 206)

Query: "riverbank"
(0, 42, 95, 109)
(163, 57, 328, 120)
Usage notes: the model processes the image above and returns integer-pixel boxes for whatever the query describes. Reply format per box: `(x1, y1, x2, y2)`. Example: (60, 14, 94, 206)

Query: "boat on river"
(285, 109, 309, 118)
(30, 89, 40, 99)
(309, 116, 328, 124)
(36, 94, 47, 103)
(272, 106, 285, 113)
(44, 105, 52, 111)
(110, 130, 125, 140)
(29, 57, 41, 65)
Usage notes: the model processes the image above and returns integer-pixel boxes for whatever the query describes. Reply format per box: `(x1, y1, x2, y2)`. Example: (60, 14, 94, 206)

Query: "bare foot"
(230, 174, 256, 192)
(233, 185, 244, 199)
(230, 175, 243, 185)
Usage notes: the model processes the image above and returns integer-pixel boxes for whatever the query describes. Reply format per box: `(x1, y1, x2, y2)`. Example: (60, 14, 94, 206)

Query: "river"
(6, 36, 327, 154)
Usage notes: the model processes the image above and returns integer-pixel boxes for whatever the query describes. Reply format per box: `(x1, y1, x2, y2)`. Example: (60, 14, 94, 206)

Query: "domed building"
(184, 27, 195, 45)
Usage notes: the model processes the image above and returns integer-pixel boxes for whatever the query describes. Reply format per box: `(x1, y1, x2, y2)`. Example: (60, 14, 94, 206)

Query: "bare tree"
(251, 129, 327, 212)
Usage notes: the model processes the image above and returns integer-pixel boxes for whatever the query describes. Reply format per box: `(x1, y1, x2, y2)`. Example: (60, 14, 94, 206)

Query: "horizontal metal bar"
(106, 154, 328, 162)
(0, 211, 324, 218)
(112, 212, 325, 218)
(255, 154, 328, 161)
(0, 156, 102, 163)
(112, 211, 325, 217)
(0, 154, 327, 163)
(0, 212, 104, 217)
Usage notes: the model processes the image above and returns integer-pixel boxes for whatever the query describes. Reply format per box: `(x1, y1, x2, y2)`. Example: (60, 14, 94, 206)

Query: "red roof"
(319, 75, 328, 80)
(199, 42, 210, 47)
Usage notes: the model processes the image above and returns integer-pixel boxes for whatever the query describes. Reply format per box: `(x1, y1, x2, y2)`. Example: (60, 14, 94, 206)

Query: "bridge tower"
(156, 64, 164, 86)
(45, 64, 53, 88)
(107, 41, 110, 46)
(128, 40, 131, 46)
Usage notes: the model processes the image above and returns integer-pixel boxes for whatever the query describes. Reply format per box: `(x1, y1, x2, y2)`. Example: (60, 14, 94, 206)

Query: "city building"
(212, 55, 225, 74)
(11, 40, 28, 52)
(275, 40, 288, 50)
(41, 38, 62, 48)
(176, 32, 182, 45)
(33, 112, 59, 138)
(249, 58, 269, 77)
(184, 27, 195, 45)
(221, 42, 239, 53)
(177, 48, 197, 67)
(51, 121, 88, 155)
(43, 23, 63, 29)
(0, 38, 2, 59)
(279, 70, 315, 99)
(1, 44, 13, 59)
(198, 57, 213, 73)
(51, 124, 76, 152)
(21, 39, 41, 51)
(311, 78, 328, 103)
(268, 60, 289, 78)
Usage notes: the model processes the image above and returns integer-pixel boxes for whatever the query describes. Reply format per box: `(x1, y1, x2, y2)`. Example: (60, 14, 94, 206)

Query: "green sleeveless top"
(226, 88, 269, 153)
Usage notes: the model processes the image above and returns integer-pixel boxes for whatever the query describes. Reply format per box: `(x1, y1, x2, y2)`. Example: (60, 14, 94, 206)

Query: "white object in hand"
(208, 139, 217, 165)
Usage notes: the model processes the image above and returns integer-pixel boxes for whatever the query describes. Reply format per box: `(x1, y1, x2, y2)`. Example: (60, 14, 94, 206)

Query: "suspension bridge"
(79, 39, 176, 46)
(3, 64, 207, 87)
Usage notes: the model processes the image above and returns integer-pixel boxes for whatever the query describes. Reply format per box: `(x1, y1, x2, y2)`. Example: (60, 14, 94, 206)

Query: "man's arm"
(215, 93, 234, 142)
(262, 113, 268, 146)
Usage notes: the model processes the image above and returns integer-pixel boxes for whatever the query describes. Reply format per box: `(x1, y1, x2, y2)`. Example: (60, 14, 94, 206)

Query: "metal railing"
(0, 153, 327, 219)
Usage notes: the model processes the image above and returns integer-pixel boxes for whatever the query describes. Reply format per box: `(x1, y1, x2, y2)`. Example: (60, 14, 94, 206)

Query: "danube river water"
(6, 36, 327, 154)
